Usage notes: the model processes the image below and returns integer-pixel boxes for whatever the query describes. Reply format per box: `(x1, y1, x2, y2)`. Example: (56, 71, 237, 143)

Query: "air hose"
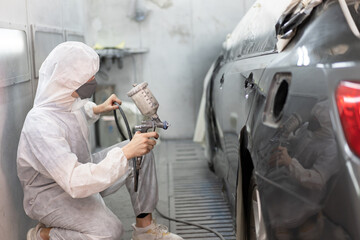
(113, 102, 132, 140)
(113, 103, 226, 240)
(155, 208, 226, 240)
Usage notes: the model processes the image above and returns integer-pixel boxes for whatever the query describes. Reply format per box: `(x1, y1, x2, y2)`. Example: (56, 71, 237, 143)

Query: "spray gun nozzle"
(163, 121, 170, 130)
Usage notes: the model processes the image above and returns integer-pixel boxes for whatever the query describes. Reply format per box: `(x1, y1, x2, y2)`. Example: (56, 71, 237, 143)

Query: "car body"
(202, 0, 360, 239)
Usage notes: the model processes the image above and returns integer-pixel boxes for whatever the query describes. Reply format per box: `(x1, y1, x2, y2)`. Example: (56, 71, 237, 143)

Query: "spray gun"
(257, 113, 302, 172)
(127, 82, 170, 192)
(127, 82, 170, 132)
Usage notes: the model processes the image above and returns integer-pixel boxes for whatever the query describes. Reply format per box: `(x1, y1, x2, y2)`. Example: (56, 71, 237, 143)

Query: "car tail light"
(336, 80, 360, 158)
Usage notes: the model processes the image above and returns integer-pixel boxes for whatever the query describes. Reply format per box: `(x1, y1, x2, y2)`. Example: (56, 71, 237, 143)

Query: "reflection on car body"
(197, 0, 360, 239)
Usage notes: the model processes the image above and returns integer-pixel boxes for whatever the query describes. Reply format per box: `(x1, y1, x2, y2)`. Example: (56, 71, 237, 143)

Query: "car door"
(219, 54, 278, 209)
(209, 60, 232, 180)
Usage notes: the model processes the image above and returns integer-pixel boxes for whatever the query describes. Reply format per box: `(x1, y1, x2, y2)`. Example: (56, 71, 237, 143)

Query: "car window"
(223, 0, 292, 61)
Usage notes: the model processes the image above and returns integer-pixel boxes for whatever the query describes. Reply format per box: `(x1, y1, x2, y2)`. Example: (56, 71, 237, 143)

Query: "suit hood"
(33, 41, 99, 111)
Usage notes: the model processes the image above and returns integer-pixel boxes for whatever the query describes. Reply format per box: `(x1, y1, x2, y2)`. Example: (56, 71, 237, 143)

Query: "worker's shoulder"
(23, 109, 65, 136)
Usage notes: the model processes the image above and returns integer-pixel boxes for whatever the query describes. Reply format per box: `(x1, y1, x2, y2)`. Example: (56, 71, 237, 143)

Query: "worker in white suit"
(17, 41, 183, 240)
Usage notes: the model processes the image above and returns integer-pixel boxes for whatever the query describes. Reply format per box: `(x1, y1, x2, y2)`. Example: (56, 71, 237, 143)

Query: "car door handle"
(245, 72, 254, 89)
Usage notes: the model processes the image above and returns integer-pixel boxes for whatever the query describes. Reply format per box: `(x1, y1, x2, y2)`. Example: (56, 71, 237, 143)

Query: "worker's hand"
(122, 132, 159, 159)
(93, 94, 122, 115)
(269, 146, 292, 167)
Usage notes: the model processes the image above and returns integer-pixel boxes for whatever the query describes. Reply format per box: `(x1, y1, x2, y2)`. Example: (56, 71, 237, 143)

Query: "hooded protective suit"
(17, 42, 158, 240)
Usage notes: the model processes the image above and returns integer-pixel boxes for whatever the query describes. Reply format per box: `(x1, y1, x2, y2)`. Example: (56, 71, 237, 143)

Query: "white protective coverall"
(17, 41, 158, 240)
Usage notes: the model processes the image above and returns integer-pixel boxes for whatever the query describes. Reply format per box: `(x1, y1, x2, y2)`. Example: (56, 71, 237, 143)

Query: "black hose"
(112, 104, 226, 240)
(113, 109, 127, 140)
(113, 102, 133, 140)
(155, 207, 226, 240)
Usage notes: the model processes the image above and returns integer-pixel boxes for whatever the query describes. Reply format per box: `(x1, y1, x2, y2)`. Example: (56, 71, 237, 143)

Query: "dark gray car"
(203, 0, 360, 239)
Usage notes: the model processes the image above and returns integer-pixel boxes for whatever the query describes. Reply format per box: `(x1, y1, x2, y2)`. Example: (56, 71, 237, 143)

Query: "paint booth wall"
(86, 0, 255, 139)
(0, 0, 87, 239)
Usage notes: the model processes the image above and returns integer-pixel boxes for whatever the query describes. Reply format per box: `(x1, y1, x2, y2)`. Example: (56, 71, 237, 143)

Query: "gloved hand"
(122, 131, 159, 159)
(93, 94, 122, 114)
(269, 146, 292, 167)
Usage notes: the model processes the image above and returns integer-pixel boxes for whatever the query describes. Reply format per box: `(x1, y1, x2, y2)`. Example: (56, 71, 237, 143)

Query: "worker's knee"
(105, 217, 124, 240)
(142, 150, 155, 168)
(47, 216, 123, 240)
(90, 215, 123, 240)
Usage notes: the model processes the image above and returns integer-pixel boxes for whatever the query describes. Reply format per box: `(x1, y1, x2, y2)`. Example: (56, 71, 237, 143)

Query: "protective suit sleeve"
(288, 158, 324, 190)
(288, 139, 339, 190)
(25, 116, 129, 198)
(92, 141, 129, 164)
(83, 101, 100, 125)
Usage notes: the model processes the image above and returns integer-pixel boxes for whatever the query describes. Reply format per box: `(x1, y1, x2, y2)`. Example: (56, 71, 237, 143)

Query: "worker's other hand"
(122, 132, 159, 159)
(269, 146, 292, 167)
(93, 94, 122, 114)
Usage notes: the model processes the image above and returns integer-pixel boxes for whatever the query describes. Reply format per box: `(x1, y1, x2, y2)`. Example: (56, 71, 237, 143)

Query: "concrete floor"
(103, 139, 171, 240)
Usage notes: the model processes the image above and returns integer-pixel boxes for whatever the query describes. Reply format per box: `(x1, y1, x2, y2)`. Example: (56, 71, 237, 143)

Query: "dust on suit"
(17, 41, 158, 240)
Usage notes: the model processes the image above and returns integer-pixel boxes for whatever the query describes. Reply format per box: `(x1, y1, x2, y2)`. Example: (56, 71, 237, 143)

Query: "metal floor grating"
(168, 140, 236, 240)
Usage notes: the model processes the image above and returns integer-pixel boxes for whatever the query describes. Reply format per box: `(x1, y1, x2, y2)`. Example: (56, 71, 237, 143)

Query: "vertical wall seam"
(139, 21, 143, 84)
(24, 0, 35, 102)
(190, 0, 195, 132)
(61, 0, 64, 32)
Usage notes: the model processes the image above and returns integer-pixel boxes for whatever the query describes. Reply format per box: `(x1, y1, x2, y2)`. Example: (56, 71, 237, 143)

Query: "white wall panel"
(0, 0, 27, 24)
(0, 81, 35, 239)
(27, 0, 63, 27)
(0, 27, 30, 87)
(63, 0, 86, 32)
(87, 0, 141, 47)
(32, 26, 65, 78)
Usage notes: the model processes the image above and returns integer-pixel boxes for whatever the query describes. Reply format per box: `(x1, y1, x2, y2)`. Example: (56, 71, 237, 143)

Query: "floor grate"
(168, 140, 236, 240)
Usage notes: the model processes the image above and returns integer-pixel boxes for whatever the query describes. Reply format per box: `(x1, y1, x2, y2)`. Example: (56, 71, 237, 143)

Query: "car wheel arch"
(236, 126, 255, 240)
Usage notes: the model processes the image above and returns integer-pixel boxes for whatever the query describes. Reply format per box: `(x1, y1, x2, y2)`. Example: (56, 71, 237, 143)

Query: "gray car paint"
(205, 1, 360, 239)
